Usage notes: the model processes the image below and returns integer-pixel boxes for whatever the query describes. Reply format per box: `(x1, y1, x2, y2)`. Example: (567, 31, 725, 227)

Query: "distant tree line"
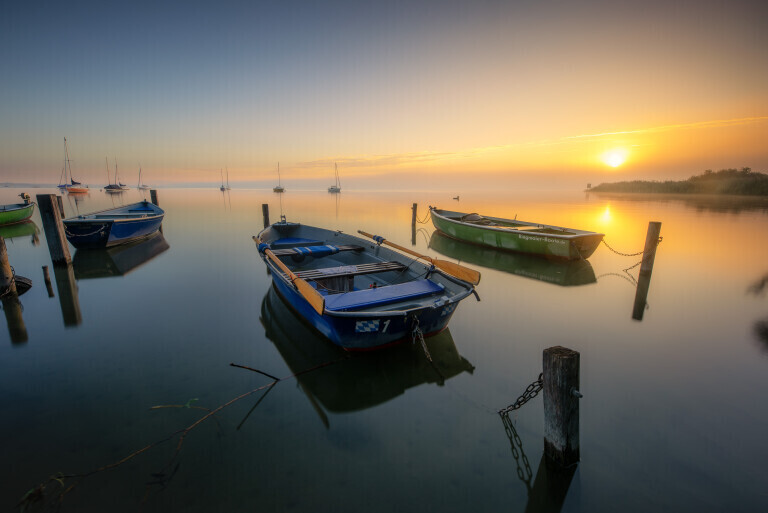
(590, 168, 768, 196)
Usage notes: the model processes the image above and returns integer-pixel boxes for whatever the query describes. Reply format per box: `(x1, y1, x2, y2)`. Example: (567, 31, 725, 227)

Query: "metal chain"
(415, 211, 430, 224)
(501, 413, 533, 491)
(497, 373, 543, 415)
(65, 225, 106, 238)
(411, 317, 432, 362)
(601, 236, 663, 257)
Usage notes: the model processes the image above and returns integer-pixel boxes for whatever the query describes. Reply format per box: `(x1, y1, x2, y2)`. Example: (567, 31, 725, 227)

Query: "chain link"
(411, 317, 432, 362)
(498, 373, 543, 415)
(501, 413, 533, 491)
(601, 236, 663, 257)
(65, 225, 107, 238)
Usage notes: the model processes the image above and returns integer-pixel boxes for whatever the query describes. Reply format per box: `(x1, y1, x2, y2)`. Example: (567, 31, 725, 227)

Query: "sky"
(1, 0, 767, 189)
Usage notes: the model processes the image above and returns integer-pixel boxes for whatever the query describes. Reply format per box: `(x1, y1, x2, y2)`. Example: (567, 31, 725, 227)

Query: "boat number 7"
(381, 320, 390, 333)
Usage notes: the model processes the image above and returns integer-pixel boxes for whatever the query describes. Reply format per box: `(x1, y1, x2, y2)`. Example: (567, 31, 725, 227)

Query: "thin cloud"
(296, 115, 768, 169)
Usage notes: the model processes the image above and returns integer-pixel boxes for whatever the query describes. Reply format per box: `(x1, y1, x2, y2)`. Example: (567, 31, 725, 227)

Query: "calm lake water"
(1, 187, 767, 512)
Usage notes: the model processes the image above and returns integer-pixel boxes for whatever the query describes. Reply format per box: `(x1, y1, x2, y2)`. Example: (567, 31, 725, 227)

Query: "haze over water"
(1, 187, 767, 512)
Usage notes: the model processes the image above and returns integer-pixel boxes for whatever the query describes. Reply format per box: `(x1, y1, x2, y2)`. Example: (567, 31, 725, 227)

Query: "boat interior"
(261, 228, 467, 312)
(440, 211, 576, 235)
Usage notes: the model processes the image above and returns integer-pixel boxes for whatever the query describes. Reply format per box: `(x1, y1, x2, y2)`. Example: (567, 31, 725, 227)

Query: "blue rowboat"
(63, 200, 164, 249)
(255, 220, 478, 351)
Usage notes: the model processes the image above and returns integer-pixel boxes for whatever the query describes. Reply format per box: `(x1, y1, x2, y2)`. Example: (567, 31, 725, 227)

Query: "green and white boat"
(0, 194, 35, 226)
(429, 207, 604, 260)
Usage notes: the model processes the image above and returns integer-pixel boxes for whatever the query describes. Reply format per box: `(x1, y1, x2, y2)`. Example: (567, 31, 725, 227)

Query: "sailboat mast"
(278, 162, 281, 186)
(106, 157, 110, 184)
(64, 137, 71, 182)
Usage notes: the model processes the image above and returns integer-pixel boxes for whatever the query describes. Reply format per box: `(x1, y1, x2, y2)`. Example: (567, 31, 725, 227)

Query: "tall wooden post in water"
(1, 236, 28, 343)
(150, 189, 159, 206)
(543, 346, 580, 467)
(0, 236, 15, 292)
(262, 204, 270, 228)
(411, 203, 418, 245)
(632, 221, 662, 321)
(37, 194, 71, 265)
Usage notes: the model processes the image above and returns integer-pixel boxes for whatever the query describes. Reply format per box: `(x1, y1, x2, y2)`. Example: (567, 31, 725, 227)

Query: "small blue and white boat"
(63, 200, 164, 249)
(255, 220, 479, 351)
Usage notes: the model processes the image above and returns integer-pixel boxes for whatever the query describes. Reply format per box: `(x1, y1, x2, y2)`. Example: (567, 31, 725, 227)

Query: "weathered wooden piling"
(262, 203, 270, 228)
(42, 265, 55, 297)
(150, 189, 159, 206)
(632, 221, 662, 321)
(411, 203, 418, 245)
(543, 346, 580, 467)
(0, 236, 15, 292)
(37, 194, 71, 265)
(56, 195, 65, 216)
(1, 236, 28, 343)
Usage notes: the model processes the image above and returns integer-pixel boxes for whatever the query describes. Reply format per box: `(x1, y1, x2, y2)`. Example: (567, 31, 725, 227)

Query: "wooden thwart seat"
(293, 261, 407, 281)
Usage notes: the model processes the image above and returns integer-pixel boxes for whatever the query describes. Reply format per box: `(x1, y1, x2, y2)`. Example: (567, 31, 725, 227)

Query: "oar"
(263, 248, 326, 315)
(357, 230, 481, 285)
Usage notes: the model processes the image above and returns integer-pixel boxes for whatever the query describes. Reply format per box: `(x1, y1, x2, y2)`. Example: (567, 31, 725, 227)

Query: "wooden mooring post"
(0, 236, 15, 292)
(262, 203, 270, 228)
(632, 221, 662, 321)
(411, 203, 417, 245)
(543, 346, 580, 467)
(37, 194, 71, 265)
(56, 195, 65, 216)
(150, 189, 159, 206)
(1, 236, 28, 344)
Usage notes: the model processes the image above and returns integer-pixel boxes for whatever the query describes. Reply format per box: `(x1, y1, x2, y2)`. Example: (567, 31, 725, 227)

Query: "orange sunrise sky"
(1, 0, 767, 189)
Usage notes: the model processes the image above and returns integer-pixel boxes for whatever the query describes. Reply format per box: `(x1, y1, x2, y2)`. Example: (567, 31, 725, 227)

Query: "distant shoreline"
(588, 168, 768, 196)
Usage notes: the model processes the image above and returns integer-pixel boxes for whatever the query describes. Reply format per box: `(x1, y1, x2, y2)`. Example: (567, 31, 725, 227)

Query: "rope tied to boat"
(372, 235, 385, 245)
(497, 373, 543, 416)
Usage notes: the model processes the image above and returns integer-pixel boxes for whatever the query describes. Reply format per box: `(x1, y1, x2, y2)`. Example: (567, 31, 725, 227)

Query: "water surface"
(1, 187, 767, 512)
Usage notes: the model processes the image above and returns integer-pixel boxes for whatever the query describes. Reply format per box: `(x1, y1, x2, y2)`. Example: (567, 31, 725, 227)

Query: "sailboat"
(328, 163, 341, 193)
(273, 162, 284, 193)
(137, 166, 150, 190)
(115, 158, 130, 190)
(104, 157, 123, 193)
(60, 137, 89, 193)
(219, 169, 227, 191)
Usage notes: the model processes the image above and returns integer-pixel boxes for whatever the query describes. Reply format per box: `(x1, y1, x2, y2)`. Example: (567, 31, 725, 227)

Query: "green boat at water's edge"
(0, 194, 35, 226)
(429, 207, 604, 260)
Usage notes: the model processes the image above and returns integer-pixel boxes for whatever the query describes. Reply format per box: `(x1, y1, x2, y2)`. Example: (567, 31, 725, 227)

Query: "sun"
(601, 149, 628, 168)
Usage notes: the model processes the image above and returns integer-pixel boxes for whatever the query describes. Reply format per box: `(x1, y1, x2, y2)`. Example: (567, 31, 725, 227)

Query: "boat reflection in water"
(0, 220, 40, 245)
(429, 231, 596, 287)
(73, 232, 169, 279)
(260, 286, 474, 418)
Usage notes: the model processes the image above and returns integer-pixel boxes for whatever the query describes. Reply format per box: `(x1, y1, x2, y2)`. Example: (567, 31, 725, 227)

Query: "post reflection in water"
(52, 262, 82, 327)
(502, 414, 577, 513)
(429, 231, 596, 287)
(260, 285, 475, 420)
